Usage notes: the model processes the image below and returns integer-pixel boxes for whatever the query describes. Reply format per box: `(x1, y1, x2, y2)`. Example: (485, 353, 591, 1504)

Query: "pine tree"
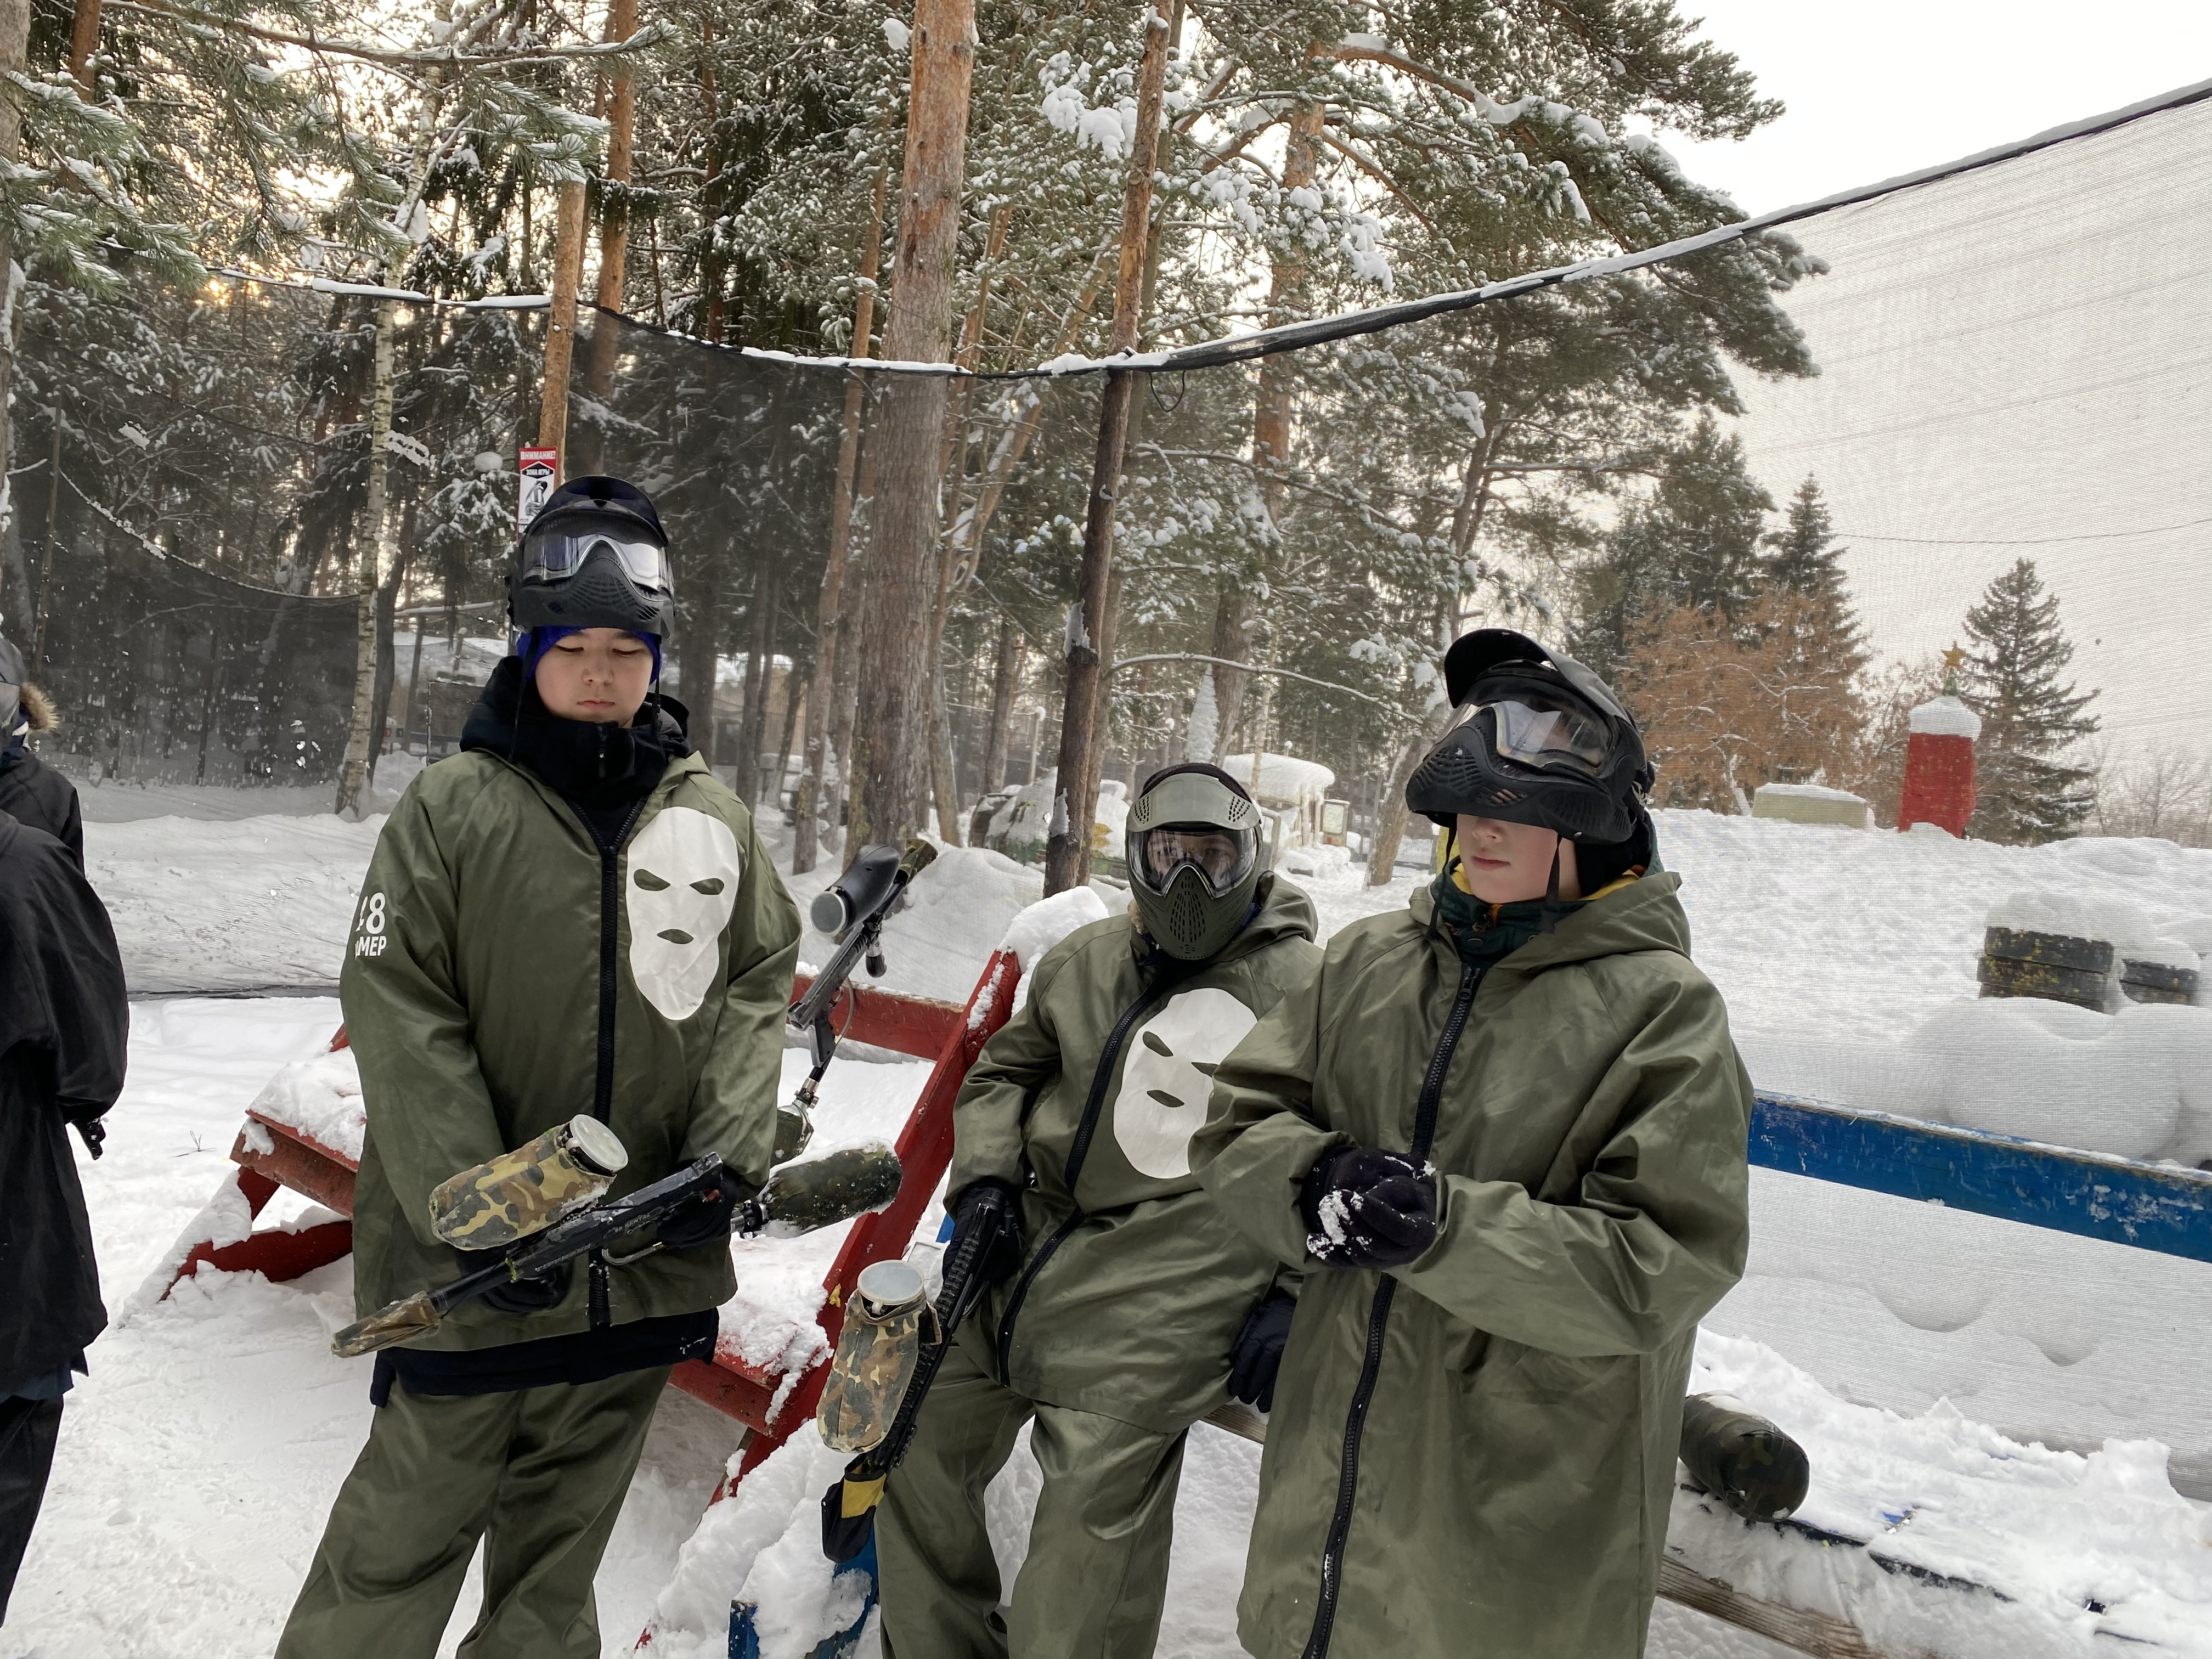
(1959, 558, 2100, 843)
(1765, 475, 1848, 602)
(1577, 414, 1773, 675)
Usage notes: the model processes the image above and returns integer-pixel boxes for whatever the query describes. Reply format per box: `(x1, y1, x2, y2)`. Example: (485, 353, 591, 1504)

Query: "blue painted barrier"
(1750, 1092, 2212, 1263)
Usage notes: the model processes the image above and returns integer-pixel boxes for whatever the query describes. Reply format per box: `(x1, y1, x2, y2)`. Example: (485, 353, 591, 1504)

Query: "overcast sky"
(1642, 1, 2212, 213)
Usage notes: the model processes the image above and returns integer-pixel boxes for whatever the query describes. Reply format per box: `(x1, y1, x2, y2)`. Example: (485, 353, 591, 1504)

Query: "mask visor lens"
(1485, 698, 1613, 779)
(521, 531, 671, 592)
(1135, 826, 1255, 897)
(0, 684, 18, 736)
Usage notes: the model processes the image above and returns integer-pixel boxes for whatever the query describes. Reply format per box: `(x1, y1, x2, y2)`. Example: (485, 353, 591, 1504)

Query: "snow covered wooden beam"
(1749, 1092, 2212, 1262)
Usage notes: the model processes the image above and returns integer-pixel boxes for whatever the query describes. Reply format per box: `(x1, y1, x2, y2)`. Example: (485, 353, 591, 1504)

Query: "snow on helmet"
(1125, 763, 1267, 962)
(1406, 628, 1653, 845)
(510, 475, 673, 639)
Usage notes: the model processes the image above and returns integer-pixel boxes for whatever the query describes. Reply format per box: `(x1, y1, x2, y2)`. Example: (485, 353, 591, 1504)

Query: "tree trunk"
(1209, 93, 1323, 758)
(537, 179, 589, 467)
(333, 299, 398, 816)
(983, 616, 1019, 792)
(697, 14, 724, 340)
(736, 556, 778, 805)
(848, 0, 974, 854)
(678, 544, 721, 762)
(792, 167, 886, 874)
(569, 0, 638, 476)
(770, 669, 802, 820)
(0, 0, 27, 635)
(365, 540, 410, 786)
(67, 0, 98, 93)
(1042, 7, 1167, 895)
(1366, 702, 1450, 886)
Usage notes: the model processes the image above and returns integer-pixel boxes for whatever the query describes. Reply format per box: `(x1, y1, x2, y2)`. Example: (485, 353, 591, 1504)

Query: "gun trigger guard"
(602, 1240, 664, 1267)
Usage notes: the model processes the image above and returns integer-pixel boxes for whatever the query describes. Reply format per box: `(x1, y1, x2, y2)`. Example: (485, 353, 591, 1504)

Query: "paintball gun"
(816, 1181, 1018, 1562)
(330, 1133, 905, 1359)
(777, 839, 939, 1163)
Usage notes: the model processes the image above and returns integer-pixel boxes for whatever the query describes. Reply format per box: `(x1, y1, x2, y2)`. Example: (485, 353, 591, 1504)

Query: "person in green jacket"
(1194, 629, 1752, 1659)
(278, 478, 801, 1659)
(876, 764, 1322, 1659)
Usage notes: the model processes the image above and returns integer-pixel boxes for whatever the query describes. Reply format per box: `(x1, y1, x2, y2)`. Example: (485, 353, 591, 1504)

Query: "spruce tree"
(1765, 475, 1848, 602)
(1959, 558, 2100, 843)
(1577, 414, 1773, 674)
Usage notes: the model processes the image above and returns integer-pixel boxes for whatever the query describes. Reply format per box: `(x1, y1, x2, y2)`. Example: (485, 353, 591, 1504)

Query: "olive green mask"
(1125, 771, 1267, 961)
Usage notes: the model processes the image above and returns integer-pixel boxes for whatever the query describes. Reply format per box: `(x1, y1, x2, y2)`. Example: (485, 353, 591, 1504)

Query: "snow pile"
(1887, 997, 2212, 1163)
(1001, 886, 1113, 1011)
(1277, 843, 1352, 878)
(644, 1325, 2212, 1659)
(1908, 695, 1984, 738)
(1714, 1167, 2212, 1505)
(86, 812, 384, 992)
(1677, 1331, 2212, 1655)
(644, 1430, 874, 1659)
(1217, 752, 1335, 803)
(246, 1046, 368, 1160)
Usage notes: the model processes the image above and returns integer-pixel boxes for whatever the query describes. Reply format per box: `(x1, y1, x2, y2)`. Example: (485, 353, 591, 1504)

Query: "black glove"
(1300, 1146, 1440, 1270)
(69, 1109, 108, 1160)
(657, 1166, 751, 1252)
(945, 1180, 1025, 1305)
(1228, 1293, 1297, 1413)
(452, 1247, 568, 1314)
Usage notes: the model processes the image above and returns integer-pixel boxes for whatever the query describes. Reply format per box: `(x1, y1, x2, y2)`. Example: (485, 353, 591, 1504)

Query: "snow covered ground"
(19, 795, 2210, 1656)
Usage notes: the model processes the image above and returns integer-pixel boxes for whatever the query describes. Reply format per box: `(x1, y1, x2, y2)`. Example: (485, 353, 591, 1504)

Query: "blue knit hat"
(516, 625, 663, 684)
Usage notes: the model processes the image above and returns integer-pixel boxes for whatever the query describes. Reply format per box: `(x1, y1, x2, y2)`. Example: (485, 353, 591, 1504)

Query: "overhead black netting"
(5, 86, 2204, 820)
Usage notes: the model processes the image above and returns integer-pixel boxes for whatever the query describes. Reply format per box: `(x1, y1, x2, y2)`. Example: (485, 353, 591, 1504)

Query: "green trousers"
(275, 1367, 667, 1659)
(876, 1342, 1189, 1659)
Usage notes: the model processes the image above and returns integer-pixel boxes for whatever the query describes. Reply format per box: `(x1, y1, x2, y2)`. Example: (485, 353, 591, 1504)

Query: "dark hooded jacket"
(0, 684, 82, 865)
(0, 808, 127, 1393)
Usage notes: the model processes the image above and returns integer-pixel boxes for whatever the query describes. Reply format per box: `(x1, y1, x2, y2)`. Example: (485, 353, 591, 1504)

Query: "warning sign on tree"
(518, 446, 559, 531)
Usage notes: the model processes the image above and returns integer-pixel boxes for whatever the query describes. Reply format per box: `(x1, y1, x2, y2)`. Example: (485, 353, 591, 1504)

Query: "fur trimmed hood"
(18, 681, 58, 733)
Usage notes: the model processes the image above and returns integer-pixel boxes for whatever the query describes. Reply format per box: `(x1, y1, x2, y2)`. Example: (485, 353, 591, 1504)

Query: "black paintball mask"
(510, 476, 674, 639)
(1406, 629, 1653, 846)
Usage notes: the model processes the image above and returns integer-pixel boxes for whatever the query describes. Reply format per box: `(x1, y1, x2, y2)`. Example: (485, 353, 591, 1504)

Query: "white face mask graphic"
(1113, 986, 1259, 1180)
(626, 806, 744, 1021)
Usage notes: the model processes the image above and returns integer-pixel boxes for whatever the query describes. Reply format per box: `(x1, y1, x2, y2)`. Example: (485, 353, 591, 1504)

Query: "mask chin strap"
(1539, 835, 1564, 934)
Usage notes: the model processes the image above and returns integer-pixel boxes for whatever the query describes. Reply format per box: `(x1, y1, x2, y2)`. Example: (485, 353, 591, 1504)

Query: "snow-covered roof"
(1220, 752, 1336, 803)
(1756, 783, 1868, 805)
(1909, 695, 1983, 740)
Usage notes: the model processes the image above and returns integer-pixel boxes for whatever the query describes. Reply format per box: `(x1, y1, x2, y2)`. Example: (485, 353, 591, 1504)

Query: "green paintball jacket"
(947, 874, 1322, 1433)
(1194, 872, 1751, 1659)
(340, 744, 800, 1352)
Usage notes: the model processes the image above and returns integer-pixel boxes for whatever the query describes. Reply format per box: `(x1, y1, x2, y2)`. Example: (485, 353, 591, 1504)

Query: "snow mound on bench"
(246, 1046, 367, 1162)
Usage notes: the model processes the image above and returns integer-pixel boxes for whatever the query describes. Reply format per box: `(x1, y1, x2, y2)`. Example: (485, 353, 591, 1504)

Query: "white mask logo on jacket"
(626, 806, 743, 1021)
(1113, 986, 1258, 1180)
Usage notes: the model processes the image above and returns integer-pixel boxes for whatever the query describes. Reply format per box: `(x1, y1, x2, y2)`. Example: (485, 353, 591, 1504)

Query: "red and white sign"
(518, 445, 559, 532)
